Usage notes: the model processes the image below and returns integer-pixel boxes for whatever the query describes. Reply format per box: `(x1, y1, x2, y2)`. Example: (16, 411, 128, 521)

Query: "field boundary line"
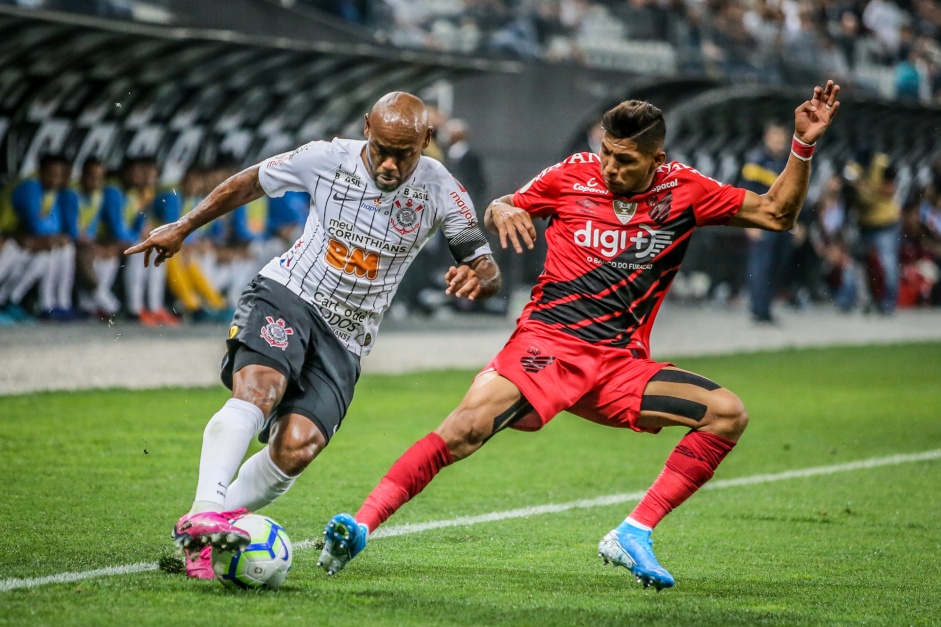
(3, 449, 939, 592)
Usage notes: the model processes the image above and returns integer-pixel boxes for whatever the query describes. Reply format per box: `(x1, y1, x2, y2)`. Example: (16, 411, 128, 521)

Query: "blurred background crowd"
(296, 0, 941, 104)
(2, 109, 938, 328)
(0, 0, 939, 327)
(0, 153, 310, 325)
(691, 123, 941, 322)
(6, 0, 941, 103)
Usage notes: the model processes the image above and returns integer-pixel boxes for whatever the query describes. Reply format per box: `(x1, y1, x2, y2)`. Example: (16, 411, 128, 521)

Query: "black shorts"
(221, 276, 361, 443)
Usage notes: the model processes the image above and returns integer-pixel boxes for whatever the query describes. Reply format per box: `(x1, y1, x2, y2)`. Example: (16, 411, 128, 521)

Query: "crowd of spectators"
(0, 154, 309, 326)
(307, 0, 941, 103)
(1, 114, 938, 330)
(683, 146, 941, 317)
(0, 0, 173, 22)
(0, 111, 507, 327)
(9, 1, 941, 101)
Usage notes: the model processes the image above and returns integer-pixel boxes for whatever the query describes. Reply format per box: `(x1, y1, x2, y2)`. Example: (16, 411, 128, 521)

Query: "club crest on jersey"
(612, 200, 637, 225)
(260, 316, 294, 350)
(649, 191, 673, 226)
(391, 198, 423, 235)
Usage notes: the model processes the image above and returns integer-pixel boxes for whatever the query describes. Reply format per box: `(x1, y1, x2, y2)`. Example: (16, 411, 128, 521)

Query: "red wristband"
(791, 135, 815, 161)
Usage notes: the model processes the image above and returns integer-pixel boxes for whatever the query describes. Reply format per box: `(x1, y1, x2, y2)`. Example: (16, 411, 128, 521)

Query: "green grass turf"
(1, 342, 940, 626)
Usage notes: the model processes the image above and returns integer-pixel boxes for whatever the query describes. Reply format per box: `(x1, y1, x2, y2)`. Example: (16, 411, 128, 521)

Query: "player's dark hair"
(38, 153, 70, 170)
(601, 101, 666, 154)
(82, 157, 103, 171)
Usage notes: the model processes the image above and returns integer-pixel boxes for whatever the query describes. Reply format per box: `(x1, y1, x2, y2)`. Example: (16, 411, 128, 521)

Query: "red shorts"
(483, 320, 670, 434)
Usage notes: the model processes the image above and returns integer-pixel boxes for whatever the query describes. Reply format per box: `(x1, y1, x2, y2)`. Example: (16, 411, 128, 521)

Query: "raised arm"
(728, 81, 841, 231)
(124, 164, 264, 266)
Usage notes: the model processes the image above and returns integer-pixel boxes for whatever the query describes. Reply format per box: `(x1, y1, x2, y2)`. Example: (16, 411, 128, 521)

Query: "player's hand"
(444, 265, 482, 300)
(490, 202, 537, 254)
(124, 222, 186, 267)
(794, 80, 840, 145)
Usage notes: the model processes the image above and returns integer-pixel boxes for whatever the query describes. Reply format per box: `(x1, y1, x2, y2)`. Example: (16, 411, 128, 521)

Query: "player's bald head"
(367, 92, 430, 137)
(362, 92, 433, 191)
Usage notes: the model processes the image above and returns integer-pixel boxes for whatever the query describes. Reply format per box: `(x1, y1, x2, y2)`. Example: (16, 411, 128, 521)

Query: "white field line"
(3, 449, 940, 592)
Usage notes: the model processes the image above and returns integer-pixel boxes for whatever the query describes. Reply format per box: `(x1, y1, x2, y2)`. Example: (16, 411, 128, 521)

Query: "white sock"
(191, 398, 265, 513)
(146, 261, 167, 312)
(93, 256, 121, 314)
(29, 251, 55, 310)
(625, 517, 652, 532)
(124, 253, 145, 314)
(224, 446, 297, 512)
(0, 240, 24, 285)
(55, 243, 75, 309)
(7, 250, 43, 304)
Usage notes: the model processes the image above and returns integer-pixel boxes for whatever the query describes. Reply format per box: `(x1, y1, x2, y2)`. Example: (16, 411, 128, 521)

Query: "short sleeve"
(686, 169, 747, 226)
(258, 141, 327, 198)
(512, 161, 566, 218)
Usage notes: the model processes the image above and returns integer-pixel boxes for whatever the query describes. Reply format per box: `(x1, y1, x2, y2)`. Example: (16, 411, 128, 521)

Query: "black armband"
(447, 225, 490, 263)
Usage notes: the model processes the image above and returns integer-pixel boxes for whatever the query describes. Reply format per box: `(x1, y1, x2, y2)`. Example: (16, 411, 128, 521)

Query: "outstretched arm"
(124, 164, 264, 266)
(444, 253, 501, 301)
(484, 194, 537, 254)
(729, 81, 841, 232)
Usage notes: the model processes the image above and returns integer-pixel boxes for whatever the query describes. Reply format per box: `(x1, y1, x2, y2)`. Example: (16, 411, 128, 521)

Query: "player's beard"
(374, 171, 399, 191)
(365, 149, 402, 192)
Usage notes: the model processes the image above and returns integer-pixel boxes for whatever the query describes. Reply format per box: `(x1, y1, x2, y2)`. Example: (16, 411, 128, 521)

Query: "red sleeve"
(685, 168, 747, 226)
(512, 161, 566, 218)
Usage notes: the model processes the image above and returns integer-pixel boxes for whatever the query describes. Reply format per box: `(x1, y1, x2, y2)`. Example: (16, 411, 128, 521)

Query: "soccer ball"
(211, 514, 293, 590)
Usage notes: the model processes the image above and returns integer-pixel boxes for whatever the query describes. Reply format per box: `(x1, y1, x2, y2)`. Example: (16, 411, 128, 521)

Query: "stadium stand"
(275, 0, 941, 103)
(0, 2, 939, 325)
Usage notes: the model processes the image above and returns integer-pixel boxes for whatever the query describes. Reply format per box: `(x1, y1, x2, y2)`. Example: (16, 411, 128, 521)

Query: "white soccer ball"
(211, 514, 293, 590)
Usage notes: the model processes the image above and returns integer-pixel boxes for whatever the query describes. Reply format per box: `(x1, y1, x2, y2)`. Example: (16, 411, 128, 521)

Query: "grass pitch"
(1, 342, 940, 626)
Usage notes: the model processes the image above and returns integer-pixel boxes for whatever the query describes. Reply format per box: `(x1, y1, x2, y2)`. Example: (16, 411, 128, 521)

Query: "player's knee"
(232, 368, 286, 416)
(269, 419, 326, 476)
(706, 389, 749, 440)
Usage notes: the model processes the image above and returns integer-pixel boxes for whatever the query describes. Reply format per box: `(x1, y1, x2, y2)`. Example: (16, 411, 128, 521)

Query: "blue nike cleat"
(318, 513, 368, 575)
(598, 523, 675, 590)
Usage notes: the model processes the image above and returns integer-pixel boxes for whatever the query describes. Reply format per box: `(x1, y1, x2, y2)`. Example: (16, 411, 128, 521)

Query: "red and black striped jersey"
(512, 152, 746, 355)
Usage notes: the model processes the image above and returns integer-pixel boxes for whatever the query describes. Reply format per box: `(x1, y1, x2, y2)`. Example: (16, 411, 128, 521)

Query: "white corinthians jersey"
(258, 138, 491, 356)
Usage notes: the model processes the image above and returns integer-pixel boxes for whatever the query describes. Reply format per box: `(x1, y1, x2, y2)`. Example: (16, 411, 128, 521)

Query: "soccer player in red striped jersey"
(320, 81, 841, 590)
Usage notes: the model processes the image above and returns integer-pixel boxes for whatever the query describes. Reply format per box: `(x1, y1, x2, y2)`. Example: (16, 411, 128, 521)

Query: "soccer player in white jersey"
(126, 92, 501, 579)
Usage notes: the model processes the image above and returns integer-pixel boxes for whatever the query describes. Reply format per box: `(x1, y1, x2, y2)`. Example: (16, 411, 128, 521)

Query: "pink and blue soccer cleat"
(184, 545, 214, 580)
(598, 522, 676, 590)
(317, 513, 369, 575)
(172, 508, 251, 552)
